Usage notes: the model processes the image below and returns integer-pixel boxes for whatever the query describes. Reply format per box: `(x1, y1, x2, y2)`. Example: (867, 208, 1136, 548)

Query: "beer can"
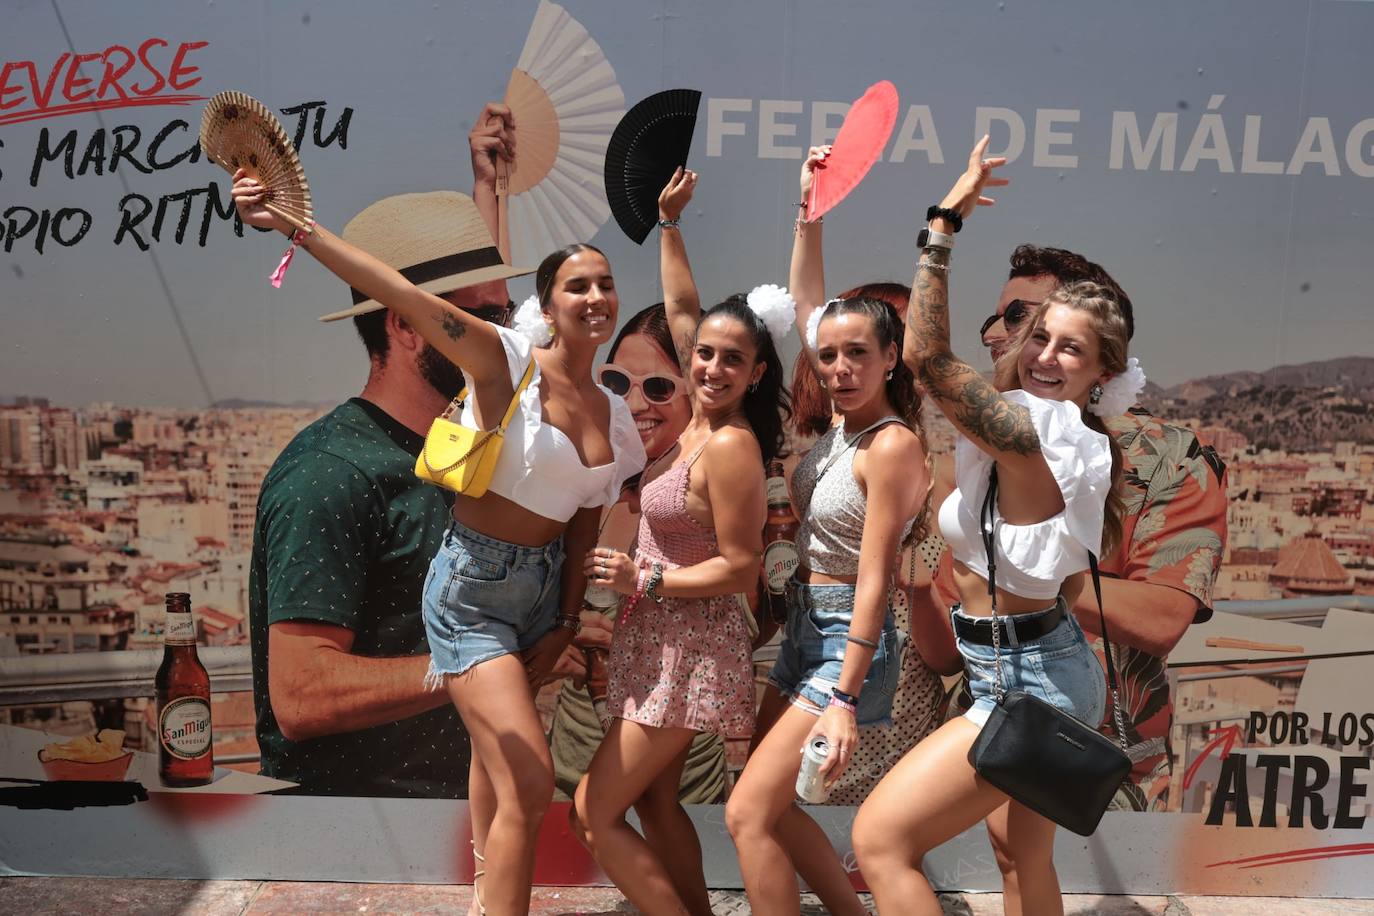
(795, 736, 831, 803)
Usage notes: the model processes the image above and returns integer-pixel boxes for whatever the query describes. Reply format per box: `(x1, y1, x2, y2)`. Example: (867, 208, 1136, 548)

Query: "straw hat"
(318, 191, 534, 322)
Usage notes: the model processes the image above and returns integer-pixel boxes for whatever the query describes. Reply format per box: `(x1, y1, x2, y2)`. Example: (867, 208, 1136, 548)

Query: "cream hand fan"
(200, 91, 313, 232)
(496, 0, 625, 266)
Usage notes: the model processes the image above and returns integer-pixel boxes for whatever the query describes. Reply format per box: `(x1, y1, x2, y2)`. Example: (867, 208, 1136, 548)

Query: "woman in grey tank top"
(724, 146, 933, 916)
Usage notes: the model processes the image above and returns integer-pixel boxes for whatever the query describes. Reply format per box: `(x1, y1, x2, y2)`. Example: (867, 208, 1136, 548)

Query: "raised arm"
(789, 146, 831, 375)
(467, 101, 516, 303)
(231, 172, 509, 393)
(658, 167, 703, 386)
(903, 139, 1053, 487)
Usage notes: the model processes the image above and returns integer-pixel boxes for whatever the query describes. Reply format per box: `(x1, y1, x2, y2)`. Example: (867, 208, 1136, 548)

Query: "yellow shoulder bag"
(415, 357, 536, 497)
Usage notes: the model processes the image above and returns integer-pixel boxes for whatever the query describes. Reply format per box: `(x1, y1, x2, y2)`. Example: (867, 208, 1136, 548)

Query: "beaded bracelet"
(644, 562, 665, 602)
(657, 217, 681, 229)
(554, 614, 581, 633)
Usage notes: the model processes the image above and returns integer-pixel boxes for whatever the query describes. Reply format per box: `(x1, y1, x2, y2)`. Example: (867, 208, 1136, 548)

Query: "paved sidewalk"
(3, 878, 1371, 915)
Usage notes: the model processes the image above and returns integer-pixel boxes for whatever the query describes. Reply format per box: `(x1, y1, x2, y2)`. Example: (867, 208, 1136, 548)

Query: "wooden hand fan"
(495, 0, 625, 266)
(200, 91, 313, 232)
(605, 89, 702, 244)
(807, 80, 899, 221)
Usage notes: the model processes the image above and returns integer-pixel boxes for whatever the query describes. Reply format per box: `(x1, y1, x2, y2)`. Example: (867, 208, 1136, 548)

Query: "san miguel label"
(764, 539, 799, 593)
(159, 696, 212, 759)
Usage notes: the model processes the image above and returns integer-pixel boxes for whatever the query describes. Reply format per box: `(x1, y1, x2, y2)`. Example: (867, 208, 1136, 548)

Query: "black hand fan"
(604, 89, 702, 244)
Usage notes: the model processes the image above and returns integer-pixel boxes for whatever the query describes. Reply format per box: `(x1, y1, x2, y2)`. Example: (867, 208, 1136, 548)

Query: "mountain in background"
(1140, 356, 1374, 451)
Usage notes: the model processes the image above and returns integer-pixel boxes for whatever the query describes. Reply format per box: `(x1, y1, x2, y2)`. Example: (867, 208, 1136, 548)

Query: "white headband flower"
(512, 294, 553, 347)
(804, 298, 843, 349)
(745, 284, 796, 344)
(1089, 357, 1146, 417)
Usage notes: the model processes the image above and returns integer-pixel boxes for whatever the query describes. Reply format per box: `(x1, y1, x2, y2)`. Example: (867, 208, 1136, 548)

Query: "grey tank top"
(792, 417, 914, 576)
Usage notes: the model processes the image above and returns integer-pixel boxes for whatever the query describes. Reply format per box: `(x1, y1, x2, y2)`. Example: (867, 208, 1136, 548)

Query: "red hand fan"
(807, 80, 899, 220)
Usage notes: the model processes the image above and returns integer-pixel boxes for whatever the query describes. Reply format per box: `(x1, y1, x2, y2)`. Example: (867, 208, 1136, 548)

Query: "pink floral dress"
(606, 440, 756, 739)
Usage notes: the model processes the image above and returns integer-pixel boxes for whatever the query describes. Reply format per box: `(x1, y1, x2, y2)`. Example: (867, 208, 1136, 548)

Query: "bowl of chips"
(38, 728, 133, 781)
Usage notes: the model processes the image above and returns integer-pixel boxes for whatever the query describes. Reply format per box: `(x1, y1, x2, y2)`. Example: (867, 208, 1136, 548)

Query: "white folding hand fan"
(497, 0, 625, 266)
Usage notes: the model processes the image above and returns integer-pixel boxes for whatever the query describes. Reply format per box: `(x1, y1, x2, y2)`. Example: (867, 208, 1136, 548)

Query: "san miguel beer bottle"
(156, 592, 214, 786)
(762, 460, 800, 625)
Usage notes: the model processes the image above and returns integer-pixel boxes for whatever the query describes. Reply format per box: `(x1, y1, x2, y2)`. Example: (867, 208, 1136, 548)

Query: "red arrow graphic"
(1182, 723, 1244, 790)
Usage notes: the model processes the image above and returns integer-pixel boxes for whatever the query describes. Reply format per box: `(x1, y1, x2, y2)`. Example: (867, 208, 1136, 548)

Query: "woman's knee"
(986, 822, 1054, 876)
(505, 764, 555, 827)
(852, 800, 922, 871)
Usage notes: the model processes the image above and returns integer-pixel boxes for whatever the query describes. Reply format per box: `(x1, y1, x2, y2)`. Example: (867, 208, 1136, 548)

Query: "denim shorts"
(422, 518, 564, 682)
(767, 578, 902, 726)
(956, 600, 1107, 729)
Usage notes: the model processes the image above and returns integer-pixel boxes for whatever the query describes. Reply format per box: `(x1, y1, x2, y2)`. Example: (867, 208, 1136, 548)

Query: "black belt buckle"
(956, 602, 1063, 647)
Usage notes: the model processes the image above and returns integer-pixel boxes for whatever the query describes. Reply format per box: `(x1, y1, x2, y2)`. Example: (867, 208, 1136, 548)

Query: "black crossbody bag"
(967, 468, 1132, 836)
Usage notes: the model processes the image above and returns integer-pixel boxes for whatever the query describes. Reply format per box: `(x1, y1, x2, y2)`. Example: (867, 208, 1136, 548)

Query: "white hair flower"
(1089, 357, 1146, 417)
(512, 294, 553, 347)
(745, 283, 796, 344)
(804, 298, 843, 349)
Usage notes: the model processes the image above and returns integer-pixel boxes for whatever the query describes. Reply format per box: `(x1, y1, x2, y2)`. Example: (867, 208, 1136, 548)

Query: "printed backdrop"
(2, 0, 1373, 896)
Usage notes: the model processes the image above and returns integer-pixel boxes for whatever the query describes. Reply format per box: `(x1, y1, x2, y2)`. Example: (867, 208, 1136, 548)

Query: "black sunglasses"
(463, 300, 516, 327)
(979, 299, 1040, 338)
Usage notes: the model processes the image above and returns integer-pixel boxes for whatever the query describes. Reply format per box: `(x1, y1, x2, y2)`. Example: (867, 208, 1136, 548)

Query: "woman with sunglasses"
(600, 307, 693, 462)
(852, 139, 1128, 916)
(231, 174, 646, 916)
(567, 168, 791, 916)
(723, 146, 931, 916)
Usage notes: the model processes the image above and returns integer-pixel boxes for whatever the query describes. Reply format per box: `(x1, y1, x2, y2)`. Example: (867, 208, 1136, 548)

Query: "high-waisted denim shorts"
(956, 599, 1107, 729)
(767, 578, 902, 726)
(422, 518, 564, 683)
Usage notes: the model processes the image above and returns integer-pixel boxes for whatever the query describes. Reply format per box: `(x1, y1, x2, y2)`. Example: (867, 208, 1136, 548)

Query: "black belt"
(953, 601, 1064, 647)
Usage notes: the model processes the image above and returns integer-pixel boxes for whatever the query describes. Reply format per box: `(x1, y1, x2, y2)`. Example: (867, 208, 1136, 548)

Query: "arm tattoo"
(921, 356, 1040, 456)
(908, 248, 1039, 456)
(437, 310, 467, 341)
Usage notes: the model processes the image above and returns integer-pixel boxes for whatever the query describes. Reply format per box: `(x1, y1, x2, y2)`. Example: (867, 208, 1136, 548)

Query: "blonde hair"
(994, 281, 1130, 557)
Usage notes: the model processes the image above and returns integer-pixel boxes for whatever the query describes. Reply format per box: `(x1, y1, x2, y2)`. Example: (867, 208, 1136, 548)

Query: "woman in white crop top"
(724, 148, 933, 916)
(852, 140, 1132, 916)
(232, 177, 644, 916)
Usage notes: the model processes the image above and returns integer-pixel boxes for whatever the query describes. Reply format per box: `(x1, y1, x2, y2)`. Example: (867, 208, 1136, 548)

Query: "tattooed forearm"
(920, 355, 1040, 455)
(905, 248, 952, 365)
(437, 310, 468, 341)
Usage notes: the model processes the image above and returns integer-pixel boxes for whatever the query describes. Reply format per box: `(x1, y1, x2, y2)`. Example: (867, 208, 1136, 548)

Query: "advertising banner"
(3, 0, 1373, 896)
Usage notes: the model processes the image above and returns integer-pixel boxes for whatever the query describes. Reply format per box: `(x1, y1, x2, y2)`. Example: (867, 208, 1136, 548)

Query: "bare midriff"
(951, 560, 1085, 618)
(452, 490, 569, 548)
(795, 564, 857, 586)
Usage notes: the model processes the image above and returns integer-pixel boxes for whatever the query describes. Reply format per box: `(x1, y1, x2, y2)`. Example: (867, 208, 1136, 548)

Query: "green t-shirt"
(249, 399, 470, 797)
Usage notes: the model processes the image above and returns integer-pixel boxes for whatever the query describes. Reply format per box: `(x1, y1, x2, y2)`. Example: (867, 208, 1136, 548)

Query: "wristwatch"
(916, 226, 955, 251)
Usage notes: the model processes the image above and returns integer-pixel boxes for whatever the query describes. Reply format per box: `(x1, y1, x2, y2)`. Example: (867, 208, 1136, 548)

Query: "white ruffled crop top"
(458, 326, 646, 522)
(937, 390, 1112, 601)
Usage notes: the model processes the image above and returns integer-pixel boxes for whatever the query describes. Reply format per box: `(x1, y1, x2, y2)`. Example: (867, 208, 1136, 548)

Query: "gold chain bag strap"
(414, 358, 536, 497)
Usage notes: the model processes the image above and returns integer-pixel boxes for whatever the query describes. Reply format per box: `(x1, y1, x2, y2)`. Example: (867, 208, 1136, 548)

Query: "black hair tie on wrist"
(925, 205, 963, 233)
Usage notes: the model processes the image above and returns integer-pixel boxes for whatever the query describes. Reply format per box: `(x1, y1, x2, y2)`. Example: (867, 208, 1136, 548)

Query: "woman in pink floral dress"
(567, 169, 792, 916)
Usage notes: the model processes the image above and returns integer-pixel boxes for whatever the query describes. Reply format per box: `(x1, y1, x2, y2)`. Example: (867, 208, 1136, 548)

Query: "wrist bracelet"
(657, 217, 680, 229)
(828, 695, 857, 714)
(831, 687, 860, 706)
(644, 562, 665, 602)
(918, 258, 951, 272)
(925, 205, 963, 232)
(846, 634, 879, 650)
(555, 614, 580, 633)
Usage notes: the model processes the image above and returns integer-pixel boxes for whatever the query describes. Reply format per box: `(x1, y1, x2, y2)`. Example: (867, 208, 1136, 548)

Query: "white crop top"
(937, 390, 1112, 600)
(459, 326, 646, 522)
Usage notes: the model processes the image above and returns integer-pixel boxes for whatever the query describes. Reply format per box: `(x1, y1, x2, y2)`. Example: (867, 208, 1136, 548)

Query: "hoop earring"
(748, 381, 759, 393)
(1089, 382, 1104, 405)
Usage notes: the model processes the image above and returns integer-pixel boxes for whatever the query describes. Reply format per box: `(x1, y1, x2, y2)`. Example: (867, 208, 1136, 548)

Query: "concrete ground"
(2, 878, 1371, 915)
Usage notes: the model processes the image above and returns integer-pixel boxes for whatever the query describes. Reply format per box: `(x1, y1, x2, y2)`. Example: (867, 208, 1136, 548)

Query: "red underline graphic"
(0, 94, 208, 127)
(1208, 842, 1374, 870)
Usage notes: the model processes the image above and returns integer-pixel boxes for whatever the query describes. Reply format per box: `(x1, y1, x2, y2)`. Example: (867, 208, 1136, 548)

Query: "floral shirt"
(1095, 407, 1227, 810)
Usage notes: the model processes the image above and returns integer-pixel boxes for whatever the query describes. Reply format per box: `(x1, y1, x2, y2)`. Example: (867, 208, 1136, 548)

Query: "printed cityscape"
(3, 356, 1373, 783)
